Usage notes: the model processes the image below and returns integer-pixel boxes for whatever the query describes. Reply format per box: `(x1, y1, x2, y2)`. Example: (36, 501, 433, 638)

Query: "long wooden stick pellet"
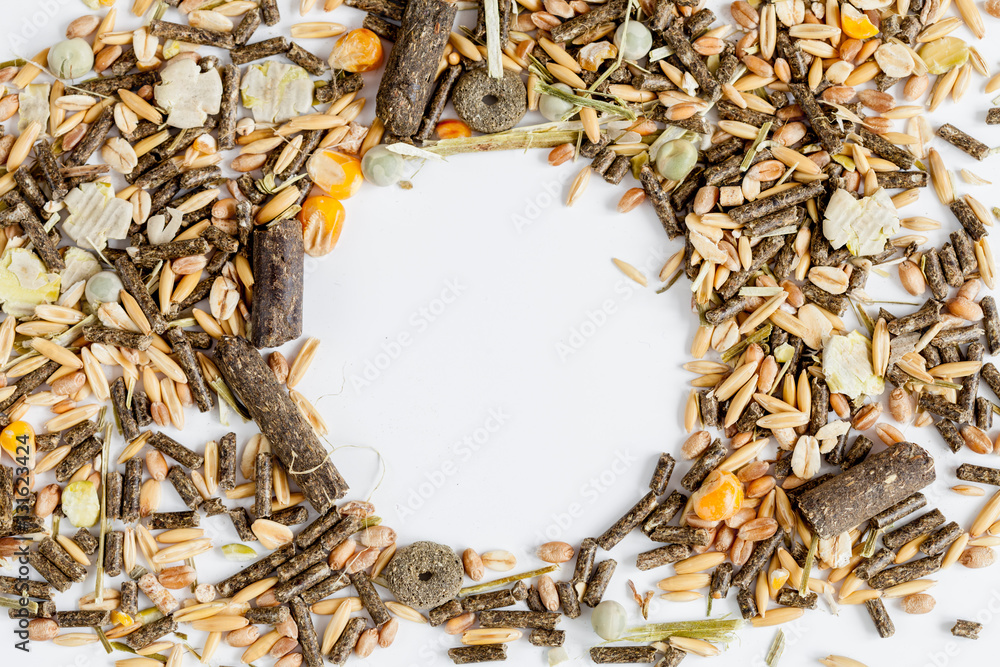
(215, 336, 349, 512)
(375, 0, 458, 137)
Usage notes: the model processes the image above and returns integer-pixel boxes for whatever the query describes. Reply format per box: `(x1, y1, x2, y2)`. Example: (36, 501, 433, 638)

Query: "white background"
(4, 0, 1000, 666)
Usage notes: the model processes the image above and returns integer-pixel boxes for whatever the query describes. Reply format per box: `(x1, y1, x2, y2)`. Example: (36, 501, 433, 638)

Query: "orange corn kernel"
(436, 119, 471, 140)
(691, 469, 744, 522)
(307, 150, 364, 200)
(0, 420, 34, 466)
(840, 5, 878, 40)
(328, 29, 384, 73)
(298, 196, 345, 257)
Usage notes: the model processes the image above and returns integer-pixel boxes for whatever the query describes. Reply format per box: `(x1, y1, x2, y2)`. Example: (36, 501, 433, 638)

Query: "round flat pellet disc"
(452, 68, 527, 134)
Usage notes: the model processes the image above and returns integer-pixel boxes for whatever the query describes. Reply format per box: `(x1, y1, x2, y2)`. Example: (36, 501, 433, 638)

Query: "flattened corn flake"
(154, 58, 223, 129)
(822, 188, 900, 257)
(62, 181, 133, 251)
(0, 248, 60, 316)
(240, 61, 313, 123)
(823, 331, 884, 401)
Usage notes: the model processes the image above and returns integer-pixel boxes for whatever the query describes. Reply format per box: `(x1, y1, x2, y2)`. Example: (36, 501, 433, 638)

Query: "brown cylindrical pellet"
(289, 596, 323, 667)
(639, 164, 681, 238)
(700, 390, 719, 429)
(245, 606, 291, 625)
(732, 531, 783, 590)
(875, 171, 928, 189)
(27, 553, 70, 593)
(64, 106, 114, 167)
(120, 580, 138, 617)
(603, 155, 631, 185)
(148, 511, 200, 530)
(648, 525, 712, 546)
(121, 459, 141, 524)
(528, 629, 565, 647)
(328, 616, 366, 665)
(249, 221, 304, 348)
(649, 453, 676, 495)
(429, 599, 463, 626)
(934, 418, 964, 453)
(919, 521, 963, 556)
(854, 548, 895, 581)
(869, 553, 944, 589)
(581, 559, 616, 608)
(710, 562, 733, 600)
(706, 296, 749, 325)
(165, 328, 213, 412)
(589, 646, 657, 663)
(550, 0, 625, 41)
(951, 230, 979, 275)
(54, 610, 111, 627)
(39, 537, 86, 582)
(937, 124, 990, 160)
(0, 575, 52, 601)
(218, 432, 238, 492)
(294, 508, 342, 550)
(110, 377, 140, 443)
(229, 508, 257, 543)
(54, 435, 103, 483)
(956, 463, 1000, 486)
(349, 571, 391, 625)
(104, 531, 123, 577)
(555, 581, 580, 618)
(478, 610, 560, 630)
(115, 256, 168, 334)
(870, 493, 927, 530)
(461, 589, 516, 613)
(275, 562, 331, 604)
(865, 598, 895, 638)
(272, 505, 310, 526)
(300, 574, 350, 605)
(636, 544, 693, 571)
(215, 543, 295, 598)
(571, 537, 597, 585)
(125, 614, 177, 649)
(642, 491, 687, 536)
(447, 645, 507, 664)
(149, 19, 234, 47)
(286, 42, 327, 76)
(596, 491, 658, 551)
(719, 235, 786, 299)
(167, 466, 202, 510)
(950, 199, 987, 241)
(681, 439, 727, 491)
(415, 64, 462, 142)
(737, 587, 758, 620)
(918, 393, 970, 423)
(727, 182, 826, 225)
(939, 243, 963, 287)
(148, 432, 204, 469)
(776, 588, 817, 609)
(254, 452, 272, 519)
